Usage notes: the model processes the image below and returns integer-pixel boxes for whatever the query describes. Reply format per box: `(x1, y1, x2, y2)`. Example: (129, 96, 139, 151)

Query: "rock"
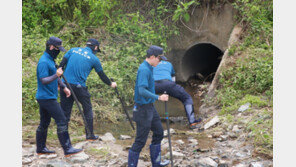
(249, 162, 264, 167)
(73, 141, 88, 149)
(46, 160, 72, 167)
(232, 125, 240, 133)
(119, 135, 132, 140)
(176, 139, 184, 145)
(234, 164, 248, 167)
(228, 132, 238, 138)
(67, 152, 89, 163)
(204, 116, 220, 130)
(220, 135, 228, 141)
(212, 131, 223, 138)
(164, 128, 176, 137)
(235, 151, 246, 158)
(22, 158, 32, 165)
(38, 153, 58, 159)
(165, 151, 184, 158)
(218, 160, 230, 167)
(197, 157, 218, 167)
(100, 132, 116, 142)
(188, 138, 198, 145)
(238, 103, 250, 112)
(196, 148, 210, 152)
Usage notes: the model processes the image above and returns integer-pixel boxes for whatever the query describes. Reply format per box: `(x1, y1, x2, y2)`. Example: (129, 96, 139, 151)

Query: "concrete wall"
(166, 3, 235, 82)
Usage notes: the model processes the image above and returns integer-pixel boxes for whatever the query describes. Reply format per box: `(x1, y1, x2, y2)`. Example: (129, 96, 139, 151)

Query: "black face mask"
(46, 47, 60, 59)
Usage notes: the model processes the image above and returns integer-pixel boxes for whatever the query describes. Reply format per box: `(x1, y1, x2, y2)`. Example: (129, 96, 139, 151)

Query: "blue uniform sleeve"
(93, 57, 103, 73)
(37, 62, 49, 79)
(139, 86, 159, 100)
(137, 69, 149, 88)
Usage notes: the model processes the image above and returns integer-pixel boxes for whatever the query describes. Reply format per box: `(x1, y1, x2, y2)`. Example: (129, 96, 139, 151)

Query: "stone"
(73, 141, 88, 149)
(163, 128, 176, 137)
(212, 131, 223, 138)
(67, 152, 89, 163)
(238, 103, 250, 112)
(46, 160, 72, 167)
(204, 116, 220, 130)
(165, 151, 184, 158)
(119, 135, 132, 140)
(188, 138, 198, 145)
(232, 125, 240, 133)
(197, 157, 218, 167)
(38, 153, 58, 159)
(176, 139, 184, 145)
(22, 158, 32, 165)
(100, 132, 116, 142)
(234, 164, 248, 167)
(220, 135, 228, 141)
(249, 162, 264, 167)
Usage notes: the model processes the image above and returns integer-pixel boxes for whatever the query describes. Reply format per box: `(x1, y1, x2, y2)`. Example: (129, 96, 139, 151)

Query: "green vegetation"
(22, 0, 178, 126)
(214, 0, 273, 157)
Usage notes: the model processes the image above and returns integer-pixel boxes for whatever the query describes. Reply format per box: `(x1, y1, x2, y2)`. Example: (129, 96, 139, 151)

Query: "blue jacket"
(36, 52, 58, 100)
(134, 61, 158, 105)
(63, 47, 103, 87)
(153, 60, 175, 81)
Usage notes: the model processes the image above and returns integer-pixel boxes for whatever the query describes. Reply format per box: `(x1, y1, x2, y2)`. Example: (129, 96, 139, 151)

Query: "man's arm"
(138, 86, 159, 100)
(97, 70, 111, 86)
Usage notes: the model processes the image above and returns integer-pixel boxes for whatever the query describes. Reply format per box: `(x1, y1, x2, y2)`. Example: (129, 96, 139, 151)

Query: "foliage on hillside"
(213, 0, 273, 157)
(22, 0, 187, 125)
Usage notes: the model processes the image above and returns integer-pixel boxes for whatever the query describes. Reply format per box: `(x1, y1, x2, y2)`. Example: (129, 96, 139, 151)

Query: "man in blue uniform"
(59, 38, 117, 141)
(128, 45, 169, 167)
(153, 60, 202, 129)
(36, 36, 82, 157)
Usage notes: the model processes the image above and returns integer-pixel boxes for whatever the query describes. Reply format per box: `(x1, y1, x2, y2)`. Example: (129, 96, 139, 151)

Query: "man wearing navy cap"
(35, 36, 82, 157)
(59, 38, 117, 141)
(153, 60, 202, 129)
(128, 45, 169, 167)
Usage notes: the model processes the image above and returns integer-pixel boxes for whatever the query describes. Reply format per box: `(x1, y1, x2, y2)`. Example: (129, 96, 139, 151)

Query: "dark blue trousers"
(60, 84, 93, 123)
(37, 99, 67, 133)
(131, 103, 164, 153)
(155, 80, 193, 105)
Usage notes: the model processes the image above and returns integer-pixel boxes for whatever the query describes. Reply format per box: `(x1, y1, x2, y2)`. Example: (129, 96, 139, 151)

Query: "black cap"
(46, 36, 66, 52)
(86, 38, 101, 52)
(146, 45, 167, 61)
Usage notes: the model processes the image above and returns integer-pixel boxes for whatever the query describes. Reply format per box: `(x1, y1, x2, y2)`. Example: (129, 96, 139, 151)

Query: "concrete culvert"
(181, 43, 223, 82)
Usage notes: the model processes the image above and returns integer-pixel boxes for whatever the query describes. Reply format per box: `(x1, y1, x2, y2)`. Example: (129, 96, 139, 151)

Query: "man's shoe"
(86, 135, 99, 141)
(189, 118, 202, 129)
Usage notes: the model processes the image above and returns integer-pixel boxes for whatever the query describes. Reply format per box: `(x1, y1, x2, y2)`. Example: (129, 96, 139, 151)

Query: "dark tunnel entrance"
(181, 43, 223, 82)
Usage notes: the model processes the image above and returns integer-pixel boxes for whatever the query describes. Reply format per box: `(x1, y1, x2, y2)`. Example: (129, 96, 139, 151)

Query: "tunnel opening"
(181, 43, 223, 82)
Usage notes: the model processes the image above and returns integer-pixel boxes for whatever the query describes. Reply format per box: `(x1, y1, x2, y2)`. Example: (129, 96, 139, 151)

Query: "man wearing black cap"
(128, 45, 169, 167)
(59, 38, 117, 141)
(35, 36, 82, 157)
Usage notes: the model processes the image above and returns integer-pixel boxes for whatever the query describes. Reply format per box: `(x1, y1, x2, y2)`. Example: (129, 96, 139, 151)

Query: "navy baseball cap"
(86, 38, 101, 52)
(146, 45, 167, 61)
(46, 36, 66, 52)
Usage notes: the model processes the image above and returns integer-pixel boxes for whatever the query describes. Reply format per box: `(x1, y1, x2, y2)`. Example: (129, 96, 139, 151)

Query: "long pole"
(164, 91, 174, 166)
(110, 78, 135, 130)
(57, 65, 91, 135)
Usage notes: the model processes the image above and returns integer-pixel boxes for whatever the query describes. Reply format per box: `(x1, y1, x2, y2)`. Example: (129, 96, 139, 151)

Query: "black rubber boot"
(57, 131, 83, 157)
(36, 128, 55, 155)
(150, 144, 170, 167)
(85, 118, 99, 141)
(128, 149, 140, 167)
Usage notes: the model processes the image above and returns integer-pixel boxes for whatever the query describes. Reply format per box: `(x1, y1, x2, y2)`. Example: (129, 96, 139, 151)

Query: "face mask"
(46, 47, 60, 59)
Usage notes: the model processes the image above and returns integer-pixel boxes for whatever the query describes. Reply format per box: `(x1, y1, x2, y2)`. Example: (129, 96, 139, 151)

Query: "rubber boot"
(128, 149, 140, 167)
(184, 105, 202, 129)
(57, 131, 83, 157)
(85, 118, 98, 141)
(36, 128, 55, 155)
(150, 144, 170, 167)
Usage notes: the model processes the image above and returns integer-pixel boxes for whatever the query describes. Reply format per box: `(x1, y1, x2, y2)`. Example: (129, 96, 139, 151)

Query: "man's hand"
(110, 82, 117, 88)
(158, 94, 169, 101)
(56, 67, 63, 77)
(63, 87, 71, 97)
